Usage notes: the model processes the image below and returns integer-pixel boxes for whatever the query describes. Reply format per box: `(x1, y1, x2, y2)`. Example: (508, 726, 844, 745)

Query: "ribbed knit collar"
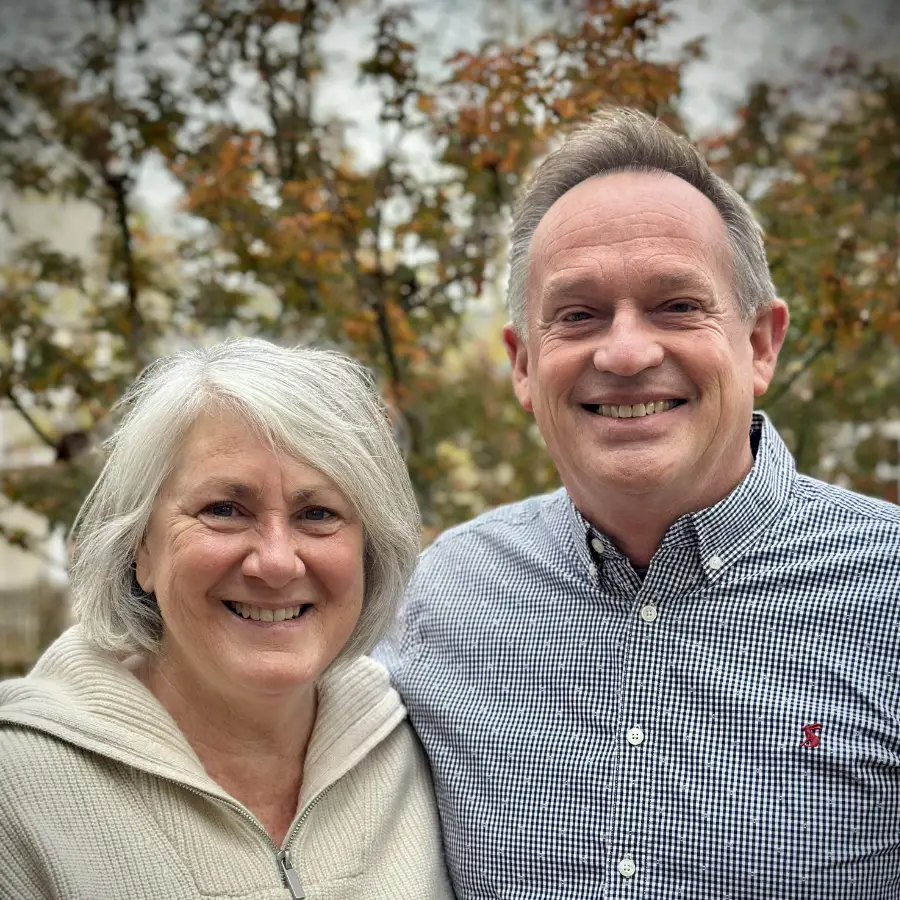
(0, 625, 405, 809)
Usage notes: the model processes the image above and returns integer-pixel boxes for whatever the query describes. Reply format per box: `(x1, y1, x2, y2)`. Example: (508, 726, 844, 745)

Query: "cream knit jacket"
(0, 627, 454, 900)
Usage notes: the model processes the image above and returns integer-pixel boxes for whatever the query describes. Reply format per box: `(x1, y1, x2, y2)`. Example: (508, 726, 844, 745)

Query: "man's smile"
(581, 399, 688, 419)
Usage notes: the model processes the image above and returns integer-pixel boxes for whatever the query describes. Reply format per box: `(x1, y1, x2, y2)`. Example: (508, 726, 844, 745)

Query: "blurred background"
(1, 0, 898, 673)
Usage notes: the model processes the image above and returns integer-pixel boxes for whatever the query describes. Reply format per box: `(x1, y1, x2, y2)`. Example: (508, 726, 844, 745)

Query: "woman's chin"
(186, 643, 321, 703)
(230, 658, 322, 699)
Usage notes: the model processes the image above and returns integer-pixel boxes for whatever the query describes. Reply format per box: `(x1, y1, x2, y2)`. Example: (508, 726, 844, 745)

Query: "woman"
(0, 339, 453, 899)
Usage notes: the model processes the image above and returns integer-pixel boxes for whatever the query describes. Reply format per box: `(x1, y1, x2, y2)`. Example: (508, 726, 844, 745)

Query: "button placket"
(611, 591, 666, 891)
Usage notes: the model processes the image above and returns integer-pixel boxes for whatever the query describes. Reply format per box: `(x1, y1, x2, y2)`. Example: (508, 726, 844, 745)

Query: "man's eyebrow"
(641, 270, 713, 294)
(540, 273, 599, 304)
(539, 270, 712, 304)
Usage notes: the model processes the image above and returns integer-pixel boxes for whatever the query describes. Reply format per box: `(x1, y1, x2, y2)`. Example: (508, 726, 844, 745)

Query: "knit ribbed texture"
(0, 627, 453, 899)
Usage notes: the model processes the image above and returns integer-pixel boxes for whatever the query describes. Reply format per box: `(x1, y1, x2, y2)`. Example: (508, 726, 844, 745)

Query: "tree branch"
(766, 334, 834, 406)
(373, 296, 403, 392)
(369, 171, 404, 394)
(294, 0, 319, 120)
(106, 172, 145, 363)
(4, 390, 57, 451)
(256, 28, 294, 181)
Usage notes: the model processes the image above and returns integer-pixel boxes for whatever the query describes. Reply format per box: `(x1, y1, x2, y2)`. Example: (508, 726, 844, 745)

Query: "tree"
(705, 51, 900, 496)
(1, 0, 695, 547)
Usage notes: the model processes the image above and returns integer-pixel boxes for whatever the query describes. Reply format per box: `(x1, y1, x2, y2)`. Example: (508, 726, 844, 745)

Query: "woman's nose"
(241, 520, 305, 588)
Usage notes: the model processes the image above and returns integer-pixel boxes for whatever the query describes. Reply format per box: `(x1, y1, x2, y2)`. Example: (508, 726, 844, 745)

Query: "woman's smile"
(222, 599, 312, 623)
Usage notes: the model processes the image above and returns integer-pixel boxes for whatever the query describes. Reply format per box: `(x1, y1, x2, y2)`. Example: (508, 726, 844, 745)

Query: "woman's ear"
(134, 543, 154, 595)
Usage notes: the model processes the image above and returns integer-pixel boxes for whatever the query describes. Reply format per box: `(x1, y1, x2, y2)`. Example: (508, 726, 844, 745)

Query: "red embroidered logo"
(800, 723, 822, 749)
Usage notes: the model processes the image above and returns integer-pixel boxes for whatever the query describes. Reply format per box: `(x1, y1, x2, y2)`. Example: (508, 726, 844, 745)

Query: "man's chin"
(573, 449, 689, 497)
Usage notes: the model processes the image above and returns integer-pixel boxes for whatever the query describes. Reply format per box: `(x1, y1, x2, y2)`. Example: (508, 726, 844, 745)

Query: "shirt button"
(707, 554, 724, 570)
(618, 856, 636, 878)
(639, 604, 658, 623)
(626, 726, 645, 746)
(590, 537, 604, 554)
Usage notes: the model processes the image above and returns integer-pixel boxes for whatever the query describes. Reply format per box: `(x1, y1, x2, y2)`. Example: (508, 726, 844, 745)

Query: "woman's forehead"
(165, 411, 339, 497)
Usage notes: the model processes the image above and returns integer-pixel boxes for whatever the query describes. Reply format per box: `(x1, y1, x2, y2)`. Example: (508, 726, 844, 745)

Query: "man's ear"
(503, 323, 534, 413)
(751, 298, 789, 398)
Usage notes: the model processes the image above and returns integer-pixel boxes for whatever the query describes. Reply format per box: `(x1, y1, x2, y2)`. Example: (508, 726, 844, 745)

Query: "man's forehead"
(527, 170, 731, 287)
(533, 170, 724, 240)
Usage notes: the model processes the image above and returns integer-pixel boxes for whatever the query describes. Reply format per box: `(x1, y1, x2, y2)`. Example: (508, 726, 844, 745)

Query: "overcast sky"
(0, 0, 895, 228)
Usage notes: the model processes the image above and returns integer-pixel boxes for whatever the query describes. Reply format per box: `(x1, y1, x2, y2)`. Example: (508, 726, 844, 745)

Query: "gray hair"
(507, 106, 776, 333)
(69, 338, 421, 665)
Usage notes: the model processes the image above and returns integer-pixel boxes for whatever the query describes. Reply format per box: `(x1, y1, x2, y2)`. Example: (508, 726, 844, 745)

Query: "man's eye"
(666, 301, 698, 313)
(563, 311, 592, 322)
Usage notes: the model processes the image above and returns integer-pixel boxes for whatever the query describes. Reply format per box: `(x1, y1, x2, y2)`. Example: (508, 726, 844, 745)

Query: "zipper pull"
(276, 850, 306, 899)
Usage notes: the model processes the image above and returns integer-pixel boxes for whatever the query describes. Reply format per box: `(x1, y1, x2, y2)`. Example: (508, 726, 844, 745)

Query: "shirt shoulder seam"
(792, 475, 900, 528)
(425, 492, 563, 553)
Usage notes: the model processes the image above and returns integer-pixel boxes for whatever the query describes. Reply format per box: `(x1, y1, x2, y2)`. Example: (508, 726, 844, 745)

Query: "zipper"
(293, 782, 336, 830)
(275, 784, 336, 899)
(3, 722, 336, 900)
(150, 771, 338, 896)
(277, 850, 305, 899)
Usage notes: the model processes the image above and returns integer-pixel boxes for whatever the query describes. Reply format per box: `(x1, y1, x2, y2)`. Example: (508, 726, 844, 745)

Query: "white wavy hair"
(69, 338, 421, 664)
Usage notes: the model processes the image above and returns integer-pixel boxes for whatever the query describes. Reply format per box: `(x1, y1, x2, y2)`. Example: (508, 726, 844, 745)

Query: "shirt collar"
(565, 412, 795, 579)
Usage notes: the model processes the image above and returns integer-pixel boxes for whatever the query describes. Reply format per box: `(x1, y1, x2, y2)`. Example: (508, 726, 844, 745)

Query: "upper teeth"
(594, 400, 679, 419)
(226, 602, 306, 622)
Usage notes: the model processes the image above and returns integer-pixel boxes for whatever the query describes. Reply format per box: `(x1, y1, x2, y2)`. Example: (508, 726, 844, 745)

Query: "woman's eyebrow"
(189, 479, 339, 505)
(291, 487, 333, 505)
(191, 479, 257, 500)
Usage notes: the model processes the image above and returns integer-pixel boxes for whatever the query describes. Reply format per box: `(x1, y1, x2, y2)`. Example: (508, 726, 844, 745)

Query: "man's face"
(504, 171, 787, 519)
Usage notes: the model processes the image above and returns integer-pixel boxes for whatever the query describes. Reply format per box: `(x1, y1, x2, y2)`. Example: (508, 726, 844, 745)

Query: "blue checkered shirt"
(387, 414, 900, 898)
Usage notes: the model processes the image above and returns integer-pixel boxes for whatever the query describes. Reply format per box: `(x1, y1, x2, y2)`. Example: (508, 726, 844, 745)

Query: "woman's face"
(135, 408, 365, 701)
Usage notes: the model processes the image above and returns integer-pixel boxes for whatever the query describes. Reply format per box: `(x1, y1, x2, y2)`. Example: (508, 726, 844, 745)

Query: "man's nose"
(242, 519, 305, 588)
(591, 309, 664, 377)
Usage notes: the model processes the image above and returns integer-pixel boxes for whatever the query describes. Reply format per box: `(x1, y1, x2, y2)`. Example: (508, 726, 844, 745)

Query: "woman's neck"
(140, 654, 317, 847)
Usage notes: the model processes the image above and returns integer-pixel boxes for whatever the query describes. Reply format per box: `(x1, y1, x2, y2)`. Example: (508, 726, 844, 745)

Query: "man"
(389, 107, 900, 897)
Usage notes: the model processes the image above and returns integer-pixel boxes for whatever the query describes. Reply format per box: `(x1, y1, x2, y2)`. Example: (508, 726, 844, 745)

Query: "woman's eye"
(301, 507, 334, 522)
(203, 501, 239, 518)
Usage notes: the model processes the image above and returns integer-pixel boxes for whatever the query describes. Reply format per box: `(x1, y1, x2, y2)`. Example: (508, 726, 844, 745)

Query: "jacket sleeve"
(0, 731, 56, 900)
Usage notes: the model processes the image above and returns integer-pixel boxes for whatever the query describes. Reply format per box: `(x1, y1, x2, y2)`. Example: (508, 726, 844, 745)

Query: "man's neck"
(591, 500, 682, 568)
(578, 452, 755, 569)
